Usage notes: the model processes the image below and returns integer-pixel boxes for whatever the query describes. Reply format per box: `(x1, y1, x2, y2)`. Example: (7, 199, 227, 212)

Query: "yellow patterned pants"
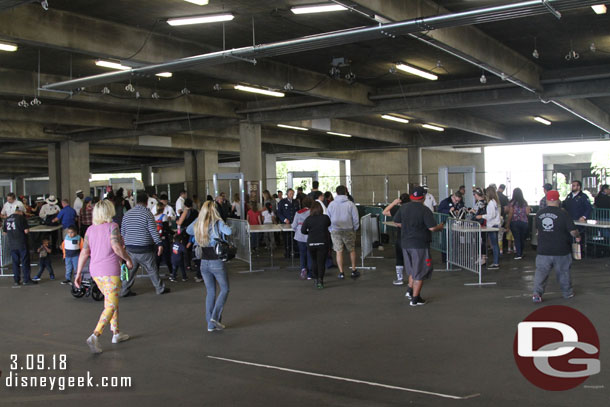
(93, 276, 120, 336)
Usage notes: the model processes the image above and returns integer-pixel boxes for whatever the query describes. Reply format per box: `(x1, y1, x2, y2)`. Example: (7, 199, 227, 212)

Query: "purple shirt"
(86, 222, 121, 278)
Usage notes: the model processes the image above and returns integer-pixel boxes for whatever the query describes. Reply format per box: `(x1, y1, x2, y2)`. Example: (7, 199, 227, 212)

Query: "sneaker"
(532, 294, 542, 303)
(86, 334, 102, 354)
(60, 280, 71, 285)
(169, 277, 177, 282)
(405, 287, 413, 299)
(194, 277, 203, 283)
(307, 276, 312, 280)
(487, 264, 499, 270)
(23, 280, 38, 285)
(299, 268, 307, 280)
(207, 327, 218, 332)
(316, 282, 324, 289)
(32, 276, 41, 281)
(12, 282, 20, 287)
(393, 279, 405, 286)
(112, 332, 130, 343)
(181, 278, 188, 282)
(410, 296, 426, 306)
(50, 276, 55, 280)
(565, 293, 575, 299)
(211, 319, 225, 330)
(514, 256, 523, 260)
(338, 272, 345, 280)
(350, 270, 361, 279)
(159, 287, 171, 295)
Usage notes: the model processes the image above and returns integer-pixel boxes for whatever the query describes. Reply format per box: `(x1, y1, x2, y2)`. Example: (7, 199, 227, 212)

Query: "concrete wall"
(348, 148, 485, 205)
(154, 164, 238, 199)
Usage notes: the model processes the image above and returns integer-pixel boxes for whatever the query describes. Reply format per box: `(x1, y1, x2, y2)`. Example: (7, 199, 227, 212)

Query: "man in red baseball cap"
(532, 190, 581, 303)
(393, 187, 444, 306)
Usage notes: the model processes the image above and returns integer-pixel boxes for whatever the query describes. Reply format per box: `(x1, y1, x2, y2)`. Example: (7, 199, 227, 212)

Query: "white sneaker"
(393, 279, 405, 286)
(211, 319, 225, 330)
(86, 334, 102, 354)
(112, 332, 130, 344)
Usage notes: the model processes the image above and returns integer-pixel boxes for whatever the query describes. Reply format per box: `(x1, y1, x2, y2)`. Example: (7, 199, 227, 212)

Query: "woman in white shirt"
(477, 186, 501, 269)
(231, 193, 242, 218)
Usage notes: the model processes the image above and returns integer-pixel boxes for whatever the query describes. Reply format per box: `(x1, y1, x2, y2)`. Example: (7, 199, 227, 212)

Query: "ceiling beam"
(0, 121, 68, 142)
(0, 4, 372, 106)
(0, 100, 135, 129)
(405, 110, 506, 140)
(0, 68, 240, 118)
(352, 0, 541, 91)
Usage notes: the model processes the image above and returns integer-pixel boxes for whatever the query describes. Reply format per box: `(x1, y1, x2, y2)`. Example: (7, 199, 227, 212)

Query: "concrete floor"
(1, 246, 609, 406)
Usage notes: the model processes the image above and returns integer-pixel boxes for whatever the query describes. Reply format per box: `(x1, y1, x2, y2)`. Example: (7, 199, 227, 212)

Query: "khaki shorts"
(331, 230, 356, 252)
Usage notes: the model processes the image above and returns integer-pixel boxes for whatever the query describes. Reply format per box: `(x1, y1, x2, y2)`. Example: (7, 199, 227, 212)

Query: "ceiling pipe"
(41, 0, 603, 92)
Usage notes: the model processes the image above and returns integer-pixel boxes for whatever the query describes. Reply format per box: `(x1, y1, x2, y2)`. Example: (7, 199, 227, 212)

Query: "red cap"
(546, 190, 560, 201)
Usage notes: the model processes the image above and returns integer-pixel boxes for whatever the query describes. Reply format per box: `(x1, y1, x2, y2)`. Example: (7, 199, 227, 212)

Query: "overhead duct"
(42, 0, 603, 92)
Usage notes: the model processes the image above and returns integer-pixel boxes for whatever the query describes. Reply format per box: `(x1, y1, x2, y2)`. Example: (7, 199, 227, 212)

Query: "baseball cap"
(76, 190, 83, 194)
(543, 183, 552, 191)
(84, 197, 92, 203)
(546, 190, 560, 201)
(410, 186, 426, 201)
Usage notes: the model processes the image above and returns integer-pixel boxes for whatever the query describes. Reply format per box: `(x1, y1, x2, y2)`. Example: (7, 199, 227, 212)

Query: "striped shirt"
(121, 204, 162, 250)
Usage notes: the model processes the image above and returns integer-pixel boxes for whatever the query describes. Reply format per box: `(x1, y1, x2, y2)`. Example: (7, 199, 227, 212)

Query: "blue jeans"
(297, 241, 313, 277)
(487, 232, 499, 265)
(65, 256, 78, 281)
(11, 248, 31, 284)
(510, 221, 529, 257)
(200, 259, 230, 330)
(36, 256, 55, 279)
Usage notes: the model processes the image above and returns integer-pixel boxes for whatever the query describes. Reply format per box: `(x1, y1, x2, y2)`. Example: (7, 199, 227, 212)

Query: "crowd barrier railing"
(0, 232, 11, 276)
(227, 219, 252, 272)
(359, 214, 379, 270)
(431, 212, 450, 254)
(446, 218, 496, 286)
(587, 208, 610, 251)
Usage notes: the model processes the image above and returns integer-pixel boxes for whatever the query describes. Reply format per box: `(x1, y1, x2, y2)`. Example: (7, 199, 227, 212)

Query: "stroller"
(71, 261, 104, 301)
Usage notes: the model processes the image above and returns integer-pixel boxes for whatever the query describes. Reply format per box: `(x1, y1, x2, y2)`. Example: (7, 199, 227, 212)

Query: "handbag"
(213, 222, 237, 262)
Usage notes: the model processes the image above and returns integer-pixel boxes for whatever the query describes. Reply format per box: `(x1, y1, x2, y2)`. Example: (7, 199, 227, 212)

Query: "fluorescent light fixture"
(534, 116, 552, 126)
(184, 0, 209, 5)
(155, 72, 173, 78)
(95, 60, 131, 70)
(277, 124, 308, 131)
(395, 63, 438, 81)
(591, 4, 607, 14)
(167, 13, 234, 26)
(422, 124, 444, 132)
(381, 114, 409, 124)
(291, 4, 347, 14)
(234, 84, 285, 97)
(0, 41, 18, 52)
(327, 131, 352, 138)
(568, 153, 576, 157)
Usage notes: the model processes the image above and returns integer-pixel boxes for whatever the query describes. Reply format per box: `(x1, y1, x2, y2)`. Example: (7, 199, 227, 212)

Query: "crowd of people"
(2, 179, 609, 352)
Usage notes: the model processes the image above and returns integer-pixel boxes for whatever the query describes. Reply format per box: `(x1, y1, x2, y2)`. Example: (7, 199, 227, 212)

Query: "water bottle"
(121, 263, 129, 281)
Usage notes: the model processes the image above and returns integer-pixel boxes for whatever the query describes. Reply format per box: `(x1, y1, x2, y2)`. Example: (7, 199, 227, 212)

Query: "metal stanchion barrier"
(447, 218, 496, 286)
(359, 214, 378, 270)
(227, 219, 252, 272)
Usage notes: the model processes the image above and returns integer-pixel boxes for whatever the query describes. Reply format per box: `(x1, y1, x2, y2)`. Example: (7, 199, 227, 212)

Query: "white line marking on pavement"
(207, 355, 480, 400)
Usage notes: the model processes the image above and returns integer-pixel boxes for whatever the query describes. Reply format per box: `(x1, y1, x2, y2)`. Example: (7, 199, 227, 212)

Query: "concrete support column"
(339, 160, 347, 187)
(60, 141, 90, 201)
(14, 176, 25, 197)
(240, 123, 262, 201)
(184, 151, 197, 196)
(141, 165, 153, 188)
(408, 147, 422, 187)
(48, 143, 61, 196)
(264, 153, 277, 193)
(195, 150, 218, 198)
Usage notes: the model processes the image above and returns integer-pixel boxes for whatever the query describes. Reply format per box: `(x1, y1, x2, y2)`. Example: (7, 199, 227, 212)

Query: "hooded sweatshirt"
(327, 195, 359, 232)
(292, 208, 310, 243)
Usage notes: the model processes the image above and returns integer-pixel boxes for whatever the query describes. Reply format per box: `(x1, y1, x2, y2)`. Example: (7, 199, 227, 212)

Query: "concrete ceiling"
(0, 0, 609, 178)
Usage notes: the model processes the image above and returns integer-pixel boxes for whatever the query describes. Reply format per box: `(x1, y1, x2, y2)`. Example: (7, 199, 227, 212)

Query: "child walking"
(170, 234, 188, 282)
(33, 238, 55, 281)
(61, 225, 83, 285)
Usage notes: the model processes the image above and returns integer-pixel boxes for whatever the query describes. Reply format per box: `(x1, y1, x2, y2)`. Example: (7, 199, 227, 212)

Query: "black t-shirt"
(2, 213, 29, 250)
(301, 214, 331, 246)
(393, 202, 437, 249)
(536, 207, 576, 256)
(390, 205, 401, 238)
(498, 192, 509, 216)
(595, 193, 610, 209)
